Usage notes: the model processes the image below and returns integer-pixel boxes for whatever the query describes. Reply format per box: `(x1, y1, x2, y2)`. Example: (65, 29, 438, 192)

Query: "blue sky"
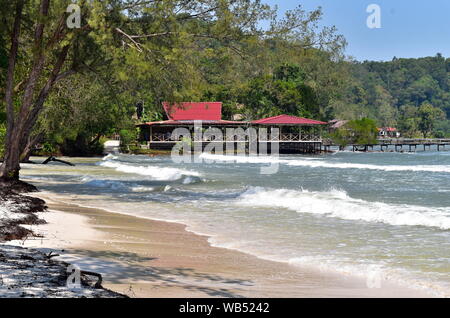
(265, 0, 450, 61)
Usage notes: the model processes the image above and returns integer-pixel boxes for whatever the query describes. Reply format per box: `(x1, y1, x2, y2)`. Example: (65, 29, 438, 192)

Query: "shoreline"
(0, 185, 125, 298)
(15, 190, 432, 298)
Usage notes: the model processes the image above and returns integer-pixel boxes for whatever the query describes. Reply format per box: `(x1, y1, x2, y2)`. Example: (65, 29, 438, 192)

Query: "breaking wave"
(99, 160, 201, 181)
(287, 256, 449, 298)
(199, 153, 450, 173)
(286, 160, 450, 173)
(236, 187, 450, 230)
(198, 153, 321, 165)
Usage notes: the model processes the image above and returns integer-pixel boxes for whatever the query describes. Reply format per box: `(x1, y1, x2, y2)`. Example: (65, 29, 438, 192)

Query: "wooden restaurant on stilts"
(137, 102, 327, 154)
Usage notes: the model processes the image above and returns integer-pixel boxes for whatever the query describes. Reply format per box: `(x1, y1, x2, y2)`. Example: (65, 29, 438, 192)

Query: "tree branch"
(20, 0, 51, 115)
(115, 28, 143, 52)
(4, 0, 24, 128)
(26, 45, 71, 129)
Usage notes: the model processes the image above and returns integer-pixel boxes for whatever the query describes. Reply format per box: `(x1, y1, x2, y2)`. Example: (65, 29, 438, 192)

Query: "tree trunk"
(0, 0, 24, 182)
(20, 132, 44, 163)
(0, 131, 22, 181)
(1, 0, 69, 182)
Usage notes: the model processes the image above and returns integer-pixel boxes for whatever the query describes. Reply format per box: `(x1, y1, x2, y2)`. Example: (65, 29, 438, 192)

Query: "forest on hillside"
(1, 0, 449, 163)
(345, 55, 450, 138)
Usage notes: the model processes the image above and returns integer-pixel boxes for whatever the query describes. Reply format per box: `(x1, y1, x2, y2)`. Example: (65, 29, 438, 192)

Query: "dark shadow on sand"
(61, 248, 254, 298)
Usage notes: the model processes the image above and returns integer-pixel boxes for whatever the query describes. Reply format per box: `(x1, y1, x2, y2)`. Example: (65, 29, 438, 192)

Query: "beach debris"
(0, 245, 125, 298)
(0, 187, 126, 298)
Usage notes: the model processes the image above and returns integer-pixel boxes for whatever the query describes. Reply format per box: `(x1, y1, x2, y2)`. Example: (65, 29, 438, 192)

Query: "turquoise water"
(22, 150, 450, 296)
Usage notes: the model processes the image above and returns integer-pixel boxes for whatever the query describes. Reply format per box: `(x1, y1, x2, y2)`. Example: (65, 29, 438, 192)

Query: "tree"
(237, 63, 323, 120)
(3, 0, 319, 183)
(417, 102, 446, 137)
(331, 118, 378, 148)
(0, 112, 5, 158)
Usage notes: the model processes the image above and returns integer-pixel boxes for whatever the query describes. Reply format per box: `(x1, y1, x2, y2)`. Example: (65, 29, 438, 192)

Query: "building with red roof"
(163, 102, 222, 121)
(251, 114, 327, 126)
(378, 127, 400, 138)
(137, 103, 327, 153)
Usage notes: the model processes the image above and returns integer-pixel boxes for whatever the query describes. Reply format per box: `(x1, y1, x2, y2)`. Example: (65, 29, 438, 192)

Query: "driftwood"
(21, 160, 38, 164)
(80, 270, 103, 289)
(42, 156, 75, 166)
(47, 258, 104, 289)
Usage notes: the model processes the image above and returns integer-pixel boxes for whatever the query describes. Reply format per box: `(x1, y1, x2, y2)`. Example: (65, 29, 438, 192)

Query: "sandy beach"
(10, 190, 430, 298)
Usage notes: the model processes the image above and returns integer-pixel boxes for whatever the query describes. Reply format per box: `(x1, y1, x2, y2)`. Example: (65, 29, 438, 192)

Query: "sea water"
(21, 150, 450, 297)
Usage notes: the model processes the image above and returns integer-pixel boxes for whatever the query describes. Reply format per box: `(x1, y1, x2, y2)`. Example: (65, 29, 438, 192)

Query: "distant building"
(378, 127, 400, 138)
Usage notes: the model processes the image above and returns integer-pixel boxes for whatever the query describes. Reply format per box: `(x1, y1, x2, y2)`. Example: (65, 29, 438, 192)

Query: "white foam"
(102, 154, 118, 161)
(286, 160, 450, 173)
(182, 176, 202, 185)
(287, 256, 449, 298)
(199, 153, 321, 165)
(199, 153, 450, 173)
(130, 186, 156, 193)
(236, 187, 450, 230)
(99, 161, 200, 181)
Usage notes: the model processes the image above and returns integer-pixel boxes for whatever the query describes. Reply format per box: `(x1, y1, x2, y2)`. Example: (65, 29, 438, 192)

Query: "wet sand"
(16, 192, 430, 298)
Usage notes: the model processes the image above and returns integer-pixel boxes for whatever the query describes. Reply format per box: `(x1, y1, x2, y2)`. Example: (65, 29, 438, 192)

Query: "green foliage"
(119, 128, 139, 153)
(397, 102, 446, 137)
(434, 120, 450, 138)
(417, 103, 446, 137)
(337, 55, 450, 137)
(2, 0, 349, 161)
(41, 142, 56, 155)
(235, 63, 322, 120)
(331, 118, 378, 147)
(6, 0, 450, 165)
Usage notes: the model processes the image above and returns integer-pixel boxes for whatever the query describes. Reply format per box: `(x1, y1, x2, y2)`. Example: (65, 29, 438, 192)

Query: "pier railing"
(377, 138, 450, 145)
(150, 133, 322, 143)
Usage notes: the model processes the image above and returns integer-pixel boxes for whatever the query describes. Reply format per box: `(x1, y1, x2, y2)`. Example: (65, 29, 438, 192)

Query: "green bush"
(42, 142, 56, 154)
(119, 128, 138, 153)
(331, 118, 378, 148)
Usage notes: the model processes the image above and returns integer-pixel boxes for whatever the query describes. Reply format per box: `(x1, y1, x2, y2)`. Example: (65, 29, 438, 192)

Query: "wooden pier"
(323, 138, 450, 152)
(145, 132, 324, 154)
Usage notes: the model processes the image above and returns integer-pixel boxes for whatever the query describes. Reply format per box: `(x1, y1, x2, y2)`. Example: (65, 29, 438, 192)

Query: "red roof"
(138, 120, 246, 127)
(252, 114, 327, 125)
(378, 127, 397, 132)
(163, 102, 222, 121)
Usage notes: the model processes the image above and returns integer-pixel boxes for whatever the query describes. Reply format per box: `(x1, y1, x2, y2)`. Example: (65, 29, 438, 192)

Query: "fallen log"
(42, 156, 75, 166)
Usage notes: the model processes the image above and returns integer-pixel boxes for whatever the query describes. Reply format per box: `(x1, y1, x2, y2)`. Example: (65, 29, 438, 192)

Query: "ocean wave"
(99, 161, 200, 181)
(198, 153, 323, 165)
(102, 154, 118, 161)
(182, 176, 203, 185)
(287, 256, 449, 298)
(83, 179, 129, 191)
(199, 153, 450, 173)
(236, 187, 450, 230)
(286, 160, 450, 173)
